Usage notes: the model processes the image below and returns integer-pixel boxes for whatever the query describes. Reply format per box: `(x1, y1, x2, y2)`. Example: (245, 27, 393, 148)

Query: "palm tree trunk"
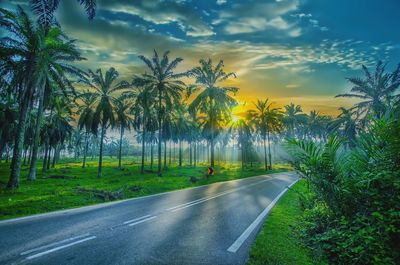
(157, 89, 162, 176)
(140, 122, 146, 174)
(47, 146, 51, 170)
(263, 133, 268, 171)
(52, 145, 57, 168)
(163, 140, 167, 170)
(82, 131, 89, 168)
(42, 143, 49, 174)
(267, 130, 272, 170)
(118, 125, 124, 169)
(27, 83, 46, 181)
(97, 125, 106, 178)
(7, 92, 31, 188)
(189, 141, 192, 166)
(179, 140, 182, 167)
(168, 141, 172, 165)
(194, 142, 197, 167)
(150, 141, 154, 170)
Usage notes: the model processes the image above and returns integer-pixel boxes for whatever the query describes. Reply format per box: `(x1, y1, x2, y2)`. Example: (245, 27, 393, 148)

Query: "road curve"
(0, 171, 298, 265)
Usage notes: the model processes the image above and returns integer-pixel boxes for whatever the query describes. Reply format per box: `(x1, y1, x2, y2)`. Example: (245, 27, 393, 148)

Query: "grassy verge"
(247, 180, 324, 265)
(0, 157, 290, 220)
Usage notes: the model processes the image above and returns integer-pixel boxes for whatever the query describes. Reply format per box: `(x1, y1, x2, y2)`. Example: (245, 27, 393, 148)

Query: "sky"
(3, 0, 400, 115)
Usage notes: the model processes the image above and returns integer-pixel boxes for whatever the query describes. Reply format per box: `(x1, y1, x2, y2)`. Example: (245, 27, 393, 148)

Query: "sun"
(231, 115, 239, 122)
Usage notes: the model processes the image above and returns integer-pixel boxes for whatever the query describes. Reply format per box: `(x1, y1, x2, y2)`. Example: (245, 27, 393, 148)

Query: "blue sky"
(4, 0, 400, 114)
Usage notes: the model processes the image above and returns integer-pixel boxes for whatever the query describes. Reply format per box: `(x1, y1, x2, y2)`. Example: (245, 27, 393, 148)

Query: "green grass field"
(0, 157, 291, 220)
(247, 180, 325, 265)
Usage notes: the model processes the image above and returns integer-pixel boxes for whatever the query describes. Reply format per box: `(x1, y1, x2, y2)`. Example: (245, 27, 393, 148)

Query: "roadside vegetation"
(285, 64, 400, 264)
(247, 180, 325, 265)
(0, 2, 399, 264)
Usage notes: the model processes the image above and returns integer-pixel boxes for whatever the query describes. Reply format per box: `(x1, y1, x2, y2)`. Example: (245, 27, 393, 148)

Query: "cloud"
(97, 0, 215, 37)
(216, 0, 301, 37)
(216, 0, 227, 5)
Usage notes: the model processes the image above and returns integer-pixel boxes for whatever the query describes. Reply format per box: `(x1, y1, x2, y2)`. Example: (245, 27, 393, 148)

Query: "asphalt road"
(0, 172, 298, 265)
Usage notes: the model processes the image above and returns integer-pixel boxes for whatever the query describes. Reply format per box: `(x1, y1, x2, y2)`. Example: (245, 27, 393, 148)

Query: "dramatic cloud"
(97, 0, 215, 37)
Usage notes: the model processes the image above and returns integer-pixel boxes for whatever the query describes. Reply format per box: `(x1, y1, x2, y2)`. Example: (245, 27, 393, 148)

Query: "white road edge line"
(20, 233, 91, 256)
(128, 216, 157, 226)
(170, 178, 277, 212)
(26, 236, 96, 260)
(227, 179, 299, 253)
(123, 215, 152, 225)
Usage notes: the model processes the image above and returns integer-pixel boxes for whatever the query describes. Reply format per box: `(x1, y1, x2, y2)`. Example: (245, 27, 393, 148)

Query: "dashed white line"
(128, 216, 157, 226)
(123, 215, 152, 225)
(227, 179, 299, 253)
(170, 178, 277, 212)
(25, 236, 96, 260)
(20, 233, 91, 256)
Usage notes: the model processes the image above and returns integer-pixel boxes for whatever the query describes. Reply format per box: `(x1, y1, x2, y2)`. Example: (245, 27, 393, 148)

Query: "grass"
(247, 180, 325, 265)
(0, 156, 291, 220)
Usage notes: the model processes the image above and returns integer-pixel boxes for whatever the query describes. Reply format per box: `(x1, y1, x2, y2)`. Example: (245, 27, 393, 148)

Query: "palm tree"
(188, 59, 238, 168)
(76, 91, 96, 168)
(252, 99, 282, 170)
(131, 84, 156, 174)
(79, 68, 129, 177)
(115, 97, 134, 169)
(27, 27, 84, 181)
(329, 107, 359, 148)
(29, 0, 96, 28)
(283, 103, 307, 138)
(336, 61, 400, 118)
(135, 50, 187, 176)
(1, 7, 46, 188)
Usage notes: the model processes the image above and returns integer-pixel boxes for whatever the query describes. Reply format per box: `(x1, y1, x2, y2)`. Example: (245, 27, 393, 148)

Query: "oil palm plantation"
(252, 99, 282, 170)
(336, 61, 400, 118)
(79, 67, 129, 177)
(283, 103, 307, 138)
(135, 50, 187, 176)
(188, 59, 238, 168)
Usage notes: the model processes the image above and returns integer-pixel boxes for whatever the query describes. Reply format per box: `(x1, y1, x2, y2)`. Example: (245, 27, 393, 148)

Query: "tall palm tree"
(336, 61, 400, 118)
(252, 99, 282, 170)
(188, 59, 238, 168)
(329, 107, 359, 148)
(1, 7, 46, 188)
(79, 67, 129, 177)
(283, 103, 307, 138)
(76, 91, 96, 168)
(135, 50, 187, 176)
(131, 84, 156, 174)
(115, 96, 134, 169)
(27, 27, 84, 181)
(29, 0, 96, 28)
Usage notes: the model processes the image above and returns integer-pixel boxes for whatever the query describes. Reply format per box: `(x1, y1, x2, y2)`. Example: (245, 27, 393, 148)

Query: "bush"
(287, 117, 400, 264)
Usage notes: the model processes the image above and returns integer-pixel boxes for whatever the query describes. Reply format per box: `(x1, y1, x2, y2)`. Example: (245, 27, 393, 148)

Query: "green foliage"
(286, 116, 400, 264)
(247, 180, 325, 265)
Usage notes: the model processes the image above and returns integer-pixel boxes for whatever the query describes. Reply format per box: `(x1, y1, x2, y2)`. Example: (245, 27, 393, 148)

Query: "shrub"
(287, 117, 400, 264)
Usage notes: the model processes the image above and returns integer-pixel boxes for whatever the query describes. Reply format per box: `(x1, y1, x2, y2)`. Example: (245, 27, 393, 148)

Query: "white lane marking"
(123, 215, 152, 225)
(128, 216, 157, 226)
(20, 233, 91, 256)
(227, 179, 299, 253)
(166, 197, 208, 211)
(170, 178, 279, 212)
(26, 236, 96, 260)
